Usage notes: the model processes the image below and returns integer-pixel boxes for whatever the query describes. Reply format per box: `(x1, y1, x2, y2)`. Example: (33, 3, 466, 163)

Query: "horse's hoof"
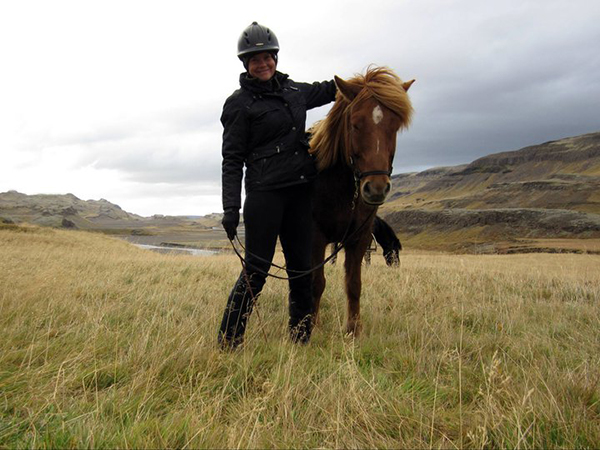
(345, 322, 362, 337)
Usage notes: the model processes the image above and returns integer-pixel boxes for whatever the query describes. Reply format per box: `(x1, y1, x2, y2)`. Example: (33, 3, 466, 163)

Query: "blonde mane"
(309, 66, 414, 171)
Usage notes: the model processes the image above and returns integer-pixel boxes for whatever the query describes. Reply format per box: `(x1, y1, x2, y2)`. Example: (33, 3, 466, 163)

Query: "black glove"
(222, 208, 240, 240)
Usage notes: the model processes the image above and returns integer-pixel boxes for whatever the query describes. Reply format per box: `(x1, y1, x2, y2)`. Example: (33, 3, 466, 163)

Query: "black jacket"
(221, 71, 337, 210)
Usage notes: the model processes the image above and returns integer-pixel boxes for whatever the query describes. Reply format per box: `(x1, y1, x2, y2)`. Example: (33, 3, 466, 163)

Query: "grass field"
(1, 225, 599, 448)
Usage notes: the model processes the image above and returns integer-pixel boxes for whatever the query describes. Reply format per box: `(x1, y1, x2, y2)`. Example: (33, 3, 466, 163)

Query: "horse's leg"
(344, 241, 368, 336)
(311, 232, 328, 325)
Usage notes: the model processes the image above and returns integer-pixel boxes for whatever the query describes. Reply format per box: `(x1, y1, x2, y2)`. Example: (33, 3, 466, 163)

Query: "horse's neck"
(313, 161, 381, 243)
(315, 163, 378, 220)
(318, 164, 355, 204)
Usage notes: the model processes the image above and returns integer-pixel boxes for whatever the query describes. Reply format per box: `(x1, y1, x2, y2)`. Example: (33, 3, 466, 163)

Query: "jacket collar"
(239, 71, 289, 94)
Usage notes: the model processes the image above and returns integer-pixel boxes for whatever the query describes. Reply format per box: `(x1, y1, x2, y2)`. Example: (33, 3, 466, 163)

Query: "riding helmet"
(237, 22, 279, 67)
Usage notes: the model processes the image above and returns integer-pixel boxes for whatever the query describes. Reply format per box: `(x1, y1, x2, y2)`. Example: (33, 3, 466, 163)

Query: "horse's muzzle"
(360, 178, 391, 205)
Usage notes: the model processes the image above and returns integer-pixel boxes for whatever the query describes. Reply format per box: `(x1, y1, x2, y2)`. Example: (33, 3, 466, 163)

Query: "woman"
(218, 22, 337, 349)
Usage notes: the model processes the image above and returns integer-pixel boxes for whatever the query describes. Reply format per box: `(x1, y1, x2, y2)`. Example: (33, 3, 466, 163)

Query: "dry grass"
(1, 225, 599, 448)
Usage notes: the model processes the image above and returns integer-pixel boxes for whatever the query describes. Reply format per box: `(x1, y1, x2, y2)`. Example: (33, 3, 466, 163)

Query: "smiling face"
(247, 52, 276, 81)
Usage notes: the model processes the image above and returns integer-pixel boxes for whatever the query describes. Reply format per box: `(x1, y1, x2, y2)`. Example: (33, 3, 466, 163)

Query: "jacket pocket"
(246, 143, 285, 164)
(245, 143, 287, 187)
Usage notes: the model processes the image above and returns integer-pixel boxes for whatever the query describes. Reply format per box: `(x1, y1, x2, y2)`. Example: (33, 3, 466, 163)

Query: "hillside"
(0, 191, 144, 228)
(0, 191, 228, 249)
(380, 132, 600, 251)
(0, 191, 223, 229)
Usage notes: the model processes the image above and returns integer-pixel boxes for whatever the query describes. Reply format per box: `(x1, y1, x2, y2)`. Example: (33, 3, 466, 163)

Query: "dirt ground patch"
(494, 238, 600, 254)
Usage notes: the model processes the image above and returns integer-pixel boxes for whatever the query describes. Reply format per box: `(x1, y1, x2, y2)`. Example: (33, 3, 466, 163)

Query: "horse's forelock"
(359, 67, 413, 128)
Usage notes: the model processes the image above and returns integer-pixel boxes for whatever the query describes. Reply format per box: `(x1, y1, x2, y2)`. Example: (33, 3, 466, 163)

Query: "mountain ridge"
(379, 131, 600, 251)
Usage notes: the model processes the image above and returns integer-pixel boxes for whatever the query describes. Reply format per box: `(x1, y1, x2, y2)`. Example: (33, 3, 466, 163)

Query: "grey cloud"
(88, 135, 223, 185)
(383, 2, 600, 173)
(13, 103, 225, 185)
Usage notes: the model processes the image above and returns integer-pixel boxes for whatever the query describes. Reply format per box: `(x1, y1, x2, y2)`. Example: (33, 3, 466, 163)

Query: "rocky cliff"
(380, 131, 600, 247)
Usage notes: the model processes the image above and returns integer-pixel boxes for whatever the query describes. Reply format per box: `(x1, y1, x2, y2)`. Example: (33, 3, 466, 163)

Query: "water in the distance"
(134, 244, 217, 256)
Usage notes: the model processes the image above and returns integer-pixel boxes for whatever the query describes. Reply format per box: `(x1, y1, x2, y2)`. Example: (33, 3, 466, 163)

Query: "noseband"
(354, 168, 393, 180)
(349, 156, 392, 181)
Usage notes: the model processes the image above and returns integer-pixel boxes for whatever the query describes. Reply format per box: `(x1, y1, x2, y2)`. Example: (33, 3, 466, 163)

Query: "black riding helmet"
(237, 21, 279, 69)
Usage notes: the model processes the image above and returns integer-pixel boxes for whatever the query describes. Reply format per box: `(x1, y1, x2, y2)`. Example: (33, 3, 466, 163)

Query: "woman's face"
(248, 52, 276, 82)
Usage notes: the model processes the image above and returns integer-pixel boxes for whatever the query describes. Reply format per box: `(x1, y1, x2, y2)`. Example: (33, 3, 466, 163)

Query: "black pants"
(218, 184, 314, 347)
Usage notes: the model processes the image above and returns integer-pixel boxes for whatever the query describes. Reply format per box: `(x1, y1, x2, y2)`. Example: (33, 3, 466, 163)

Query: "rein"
(228, 180, 377, 281)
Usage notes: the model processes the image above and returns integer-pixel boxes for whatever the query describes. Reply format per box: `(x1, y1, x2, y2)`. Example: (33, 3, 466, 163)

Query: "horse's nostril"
(363, 181, 372, 195)
(384, 183, 391, 195)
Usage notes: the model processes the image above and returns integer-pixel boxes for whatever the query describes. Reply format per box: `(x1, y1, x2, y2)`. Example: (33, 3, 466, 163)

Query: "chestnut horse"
(309, 66, 414, 335)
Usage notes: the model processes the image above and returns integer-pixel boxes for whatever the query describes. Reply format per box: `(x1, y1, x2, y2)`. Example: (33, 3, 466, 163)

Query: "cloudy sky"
(1, 0, 599, 216)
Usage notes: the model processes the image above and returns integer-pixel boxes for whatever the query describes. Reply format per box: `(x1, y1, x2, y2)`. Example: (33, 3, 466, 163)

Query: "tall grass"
(1, 225, 599, 448)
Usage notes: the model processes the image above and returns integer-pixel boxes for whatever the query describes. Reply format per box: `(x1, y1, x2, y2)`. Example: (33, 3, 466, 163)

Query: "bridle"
(345, 95, 393, 183)
(349, 156, 392, 181)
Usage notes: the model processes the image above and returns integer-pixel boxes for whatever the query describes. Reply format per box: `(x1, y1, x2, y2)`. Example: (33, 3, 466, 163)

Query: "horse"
(309, 66, 414, 335)
(372, 215, 402, 266)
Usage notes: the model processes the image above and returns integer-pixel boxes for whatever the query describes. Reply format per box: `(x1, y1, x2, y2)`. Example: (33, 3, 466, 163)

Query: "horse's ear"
(402, 79, 416, 92)
(335, 75, 361, 101)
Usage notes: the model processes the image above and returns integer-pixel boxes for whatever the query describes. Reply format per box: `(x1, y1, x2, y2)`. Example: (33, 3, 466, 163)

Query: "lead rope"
(236, 248, 269, 343)
(228, 177, 373, 282)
